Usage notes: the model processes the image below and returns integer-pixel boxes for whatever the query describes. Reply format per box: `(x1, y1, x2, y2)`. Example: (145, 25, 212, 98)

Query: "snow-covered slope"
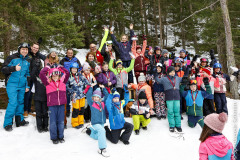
(0, 98, 239, 160)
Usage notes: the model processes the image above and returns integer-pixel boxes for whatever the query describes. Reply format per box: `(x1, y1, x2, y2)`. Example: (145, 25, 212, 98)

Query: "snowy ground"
(0, 98, 239, 160)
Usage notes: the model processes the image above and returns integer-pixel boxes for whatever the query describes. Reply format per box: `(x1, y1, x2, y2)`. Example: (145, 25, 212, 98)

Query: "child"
(155, 66, 182, 133)
(105, 86, 133, 144)
(212, 63, 234, 114)
(110, 24, 135, 83)
(84, 85, 110, 157)
(199, 112, 234, 159)
(66, 63, 90, 129)
(130, 91, 151, 135)
(82, 63, 97, 123)
(39, 65, 70, 144)
(44, 48, 59, 67)
(132, 35, 147, 82)
(153, 63, 166, 120)
(180, 78, 212, 128)
(97, 61, 117, 93)
(160, 49, 172, 74)
(109, 56, 135, 100)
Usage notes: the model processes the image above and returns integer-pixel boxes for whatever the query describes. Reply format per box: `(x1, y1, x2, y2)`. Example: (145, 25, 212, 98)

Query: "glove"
(232, 70, 240, 77)
(110, 26, 115, 32)
(192, 55, 199, 62)
(142, 35, 147, 40)
(203, 77, 209, 85)
(169, 52, 175, 59)
(210, 49, 215, 59)
(123, 84, 129, 93)
(129, 52, 135, 59)
(181, 76, 189, 85)
(37, 37, 43, 45)
(111, 87, 117, 94)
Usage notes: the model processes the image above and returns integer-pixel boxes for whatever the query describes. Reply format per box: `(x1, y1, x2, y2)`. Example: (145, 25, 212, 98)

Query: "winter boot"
(161, 115, 166, 119)
(157, 116, 162, 120)
(119, 137, 130, 145)
(98, 148, 110, 157)
(16, 116, 29, 127)
(66, 110, 70, 118)
(142, 126, 147, 130)
(4, 125, 13, 132)
(169, 127, 175, 132)
(59, 138, 65, 143)
(176, 127, 182, 132)
(23, 111, 28, 118)
(74, 124, 84, 129)
(135, 130, 140, 135)
(52, 139, 59, 144)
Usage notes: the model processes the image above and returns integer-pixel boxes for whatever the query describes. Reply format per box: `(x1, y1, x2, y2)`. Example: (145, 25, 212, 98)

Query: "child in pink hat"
(199, 112, 234, 160)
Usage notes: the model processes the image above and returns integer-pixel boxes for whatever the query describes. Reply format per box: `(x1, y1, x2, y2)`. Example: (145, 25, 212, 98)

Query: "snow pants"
(166, 100, 181, 128)
(89, 124, 107, 149)
(214, 93, 228, 114)
(71, 98, 85, 127)
(132, 115, 151, 130)
(188, 115, 204, 128)
(154, 92, 166, 117)
(35, 100, 48, 130)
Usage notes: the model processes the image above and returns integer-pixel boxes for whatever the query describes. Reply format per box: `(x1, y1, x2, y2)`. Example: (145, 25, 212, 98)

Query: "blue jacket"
(153, 72, 164, 92)
(106, 89, 129, 130)
(1, 53, 30, 88)
(86, 87, 109, 125)
(111, 30, 134, 61)
(60, 56, 81, 72)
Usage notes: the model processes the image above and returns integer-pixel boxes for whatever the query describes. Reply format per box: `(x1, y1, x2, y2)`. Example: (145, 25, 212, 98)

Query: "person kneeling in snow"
(104, 85, 133, 145)
(84, 85, 110, 157)
(130, 91, 151, 135)
(180, 78, 212, 128)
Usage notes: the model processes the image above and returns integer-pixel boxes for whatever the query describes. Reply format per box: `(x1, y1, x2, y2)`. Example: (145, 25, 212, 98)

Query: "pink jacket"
(131, 40, 147, 58)
(199, 135, 234, 160)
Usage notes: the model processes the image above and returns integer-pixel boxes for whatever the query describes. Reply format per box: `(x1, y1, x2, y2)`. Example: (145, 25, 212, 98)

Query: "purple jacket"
(97, 70, 117, 87)
(39, 66, 70, 107)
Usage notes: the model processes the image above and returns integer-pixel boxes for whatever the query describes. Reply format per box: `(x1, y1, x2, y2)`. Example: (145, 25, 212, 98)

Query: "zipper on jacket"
(17, 58, 24, 87)
(194, 103, 196, 116)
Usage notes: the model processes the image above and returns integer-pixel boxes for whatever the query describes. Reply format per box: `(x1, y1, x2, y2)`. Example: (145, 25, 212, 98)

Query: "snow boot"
(161, 115, 166, 119)
(176, 127, 183, 132)
(66, 110, 70, 118)
(59, 138, 65, 143)
(157, 116, 161, 120)
(23, 111, 28, 118)
(4, 125, 13, 132)
(98, 148, 110, 157)
(135, 130, 140, 135)
(15, 116, 29, 127)
(120, 138, 130, 145)
(142, 126, 147, 130)
(169, 127, 175, 132)
(74, 124, 84, 129)
(52, 139, 59, 144)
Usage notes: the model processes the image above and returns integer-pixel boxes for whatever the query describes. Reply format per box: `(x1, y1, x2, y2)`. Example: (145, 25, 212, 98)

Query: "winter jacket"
(96, 70, 117, 87)
(111, 30, 134, 61)
(196, 76, 220, 99)
(212, 72, 231, 93)
(132, 40, 147, 68)
(84, 60, 98, 73)
(106, 87, 129, 130)
(109, 58, 135, 88)
(39, 66, 70, 107)
(130, 83, 153, 109)
(82, 72, 97, 84)
(160, 57, 173, 74)
(235, 129, 240, 160)
(130, 100, 150, 119)
(153, 72, 165, 92)
(66, 72, 90, 101)
(86, 87, 109, 125)
(101, 44, 120, 63)
(60, 56, 81, 72)
(199, 134, 234, 160)
(1, 52, 30, 88)
(180, 84, 212, 117)
(155, 75, 182, 101)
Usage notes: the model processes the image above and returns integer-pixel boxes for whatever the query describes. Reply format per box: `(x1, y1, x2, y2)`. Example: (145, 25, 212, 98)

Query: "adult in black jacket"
(100, 41, 120, 63)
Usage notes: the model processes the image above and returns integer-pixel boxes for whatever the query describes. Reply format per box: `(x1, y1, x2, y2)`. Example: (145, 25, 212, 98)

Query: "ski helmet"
(18, 42, 30, 53)
(213, 63, 222, 69)
(70, 62, 79, 69)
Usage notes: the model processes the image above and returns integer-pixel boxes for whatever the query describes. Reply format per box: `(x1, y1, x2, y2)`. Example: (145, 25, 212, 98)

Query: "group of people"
(1, 24, 240, 159)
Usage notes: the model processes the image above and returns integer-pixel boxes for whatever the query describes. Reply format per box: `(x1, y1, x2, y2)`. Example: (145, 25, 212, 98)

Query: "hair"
(32, 42, 39, 47)
(47, 52, 59, 64)
(66, 48, 73, 54)
(199, 124, 218, 142)
(49, 75, 60, 83)
(121, 34, 128, 41)
(86, 52, 96, 60)
(102, 61, 108, 66)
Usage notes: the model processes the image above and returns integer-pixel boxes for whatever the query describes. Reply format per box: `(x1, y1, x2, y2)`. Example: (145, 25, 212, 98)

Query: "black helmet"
(18, 42, 30, 54)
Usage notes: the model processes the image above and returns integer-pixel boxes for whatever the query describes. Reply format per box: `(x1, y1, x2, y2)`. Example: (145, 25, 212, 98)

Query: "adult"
(24, 42, 46, 117)
(89, 43, 104, 65)
(1, 43, 31, 131)
(60, 48, 81, 117)
(44, 48, 59, 67)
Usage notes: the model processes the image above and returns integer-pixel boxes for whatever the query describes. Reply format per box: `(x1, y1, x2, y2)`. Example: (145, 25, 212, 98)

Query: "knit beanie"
(204, 112, 228, 133)
(83, 63, 91, 71)
(167, 66, 175, 75)
(113, 91, 120, 99)
(180, 49, 186, 54)
(202, 68, 211, 75)
(92, 88, 102, 99)
(50, 48, 57, 54)
(138, 73, 146, 82)
(138, 91, 147, 100)
(161, 49, 169, 55)
(116, 59, 123, 66)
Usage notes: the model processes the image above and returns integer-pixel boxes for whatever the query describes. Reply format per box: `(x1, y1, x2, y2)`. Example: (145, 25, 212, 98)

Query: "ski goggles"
(51, 71, 61, 76)
(190, 80, 197, 85)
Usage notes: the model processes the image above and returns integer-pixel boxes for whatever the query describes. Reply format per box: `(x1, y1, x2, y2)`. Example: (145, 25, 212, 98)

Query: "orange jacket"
(130, 83, 153, 109)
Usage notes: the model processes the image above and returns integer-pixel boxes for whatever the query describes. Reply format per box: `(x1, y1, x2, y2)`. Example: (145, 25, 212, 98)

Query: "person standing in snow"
(110, 23, 135, 84)
(39, 65, 70, 144)
(60, 48, 82, 118)
(83, 85, 110, 157)
(1, 43, 31, 131)
(199, 112, 234, 159)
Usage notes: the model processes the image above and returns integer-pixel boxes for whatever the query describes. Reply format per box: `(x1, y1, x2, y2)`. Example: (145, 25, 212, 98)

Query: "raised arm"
(131, 40, 137, 57)
(125, 58, 135, 73)
(39, 66, 50, 86)
(108, 59, 117, 75)
(98, 28, 109, 52)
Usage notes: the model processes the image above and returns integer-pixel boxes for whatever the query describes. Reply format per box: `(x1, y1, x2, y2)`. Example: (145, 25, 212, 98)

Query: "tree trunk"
(220, 0, 239, 99)
(2, 8, 10, 59)
(140, 0, 145, 34)
(189, 3, 199, 54)
(143, 1, 148, 36)
(180, 0, 186, 49)
(153, 0, 159, 45)
(158, 0, 163, 48)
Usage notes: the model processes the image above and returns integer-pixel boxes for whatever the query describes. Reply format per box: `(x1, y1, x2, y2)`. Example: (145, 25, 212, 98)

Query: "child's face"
(190, 85, 197, 92)
(157, 67, 162, 73)
(214, 68, 220, 73)
(92, 96, 100, 102)
(50, 52, 56, 58)
(139, 99, 146, 104)
(180, 52, 185, 58)
(139, 81, 145, 86)
(112, 97, 120, 103)
(175, 66, 180, 71)
(201, 62, 207, 67)
(136, 49, 141, 54)
(169, 70, 175, 76)
(163, 52, 168, 57)
(117, 64, 122, 69)
(71, 68, 78, 74)
(52, 75, 60, 82)
(121, 35, 128, 42)
(88, 55, 94, 61)
(102, 64, 108, 72)
(84, 69, 90, 75)
(156, 50, 161, 55)
(107, 45, 112, 51)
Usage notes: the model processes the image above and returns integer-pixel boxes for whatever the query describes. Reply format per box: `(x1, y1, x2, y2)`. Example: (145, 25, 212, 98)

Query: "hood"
(205, 135, 232, 157)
